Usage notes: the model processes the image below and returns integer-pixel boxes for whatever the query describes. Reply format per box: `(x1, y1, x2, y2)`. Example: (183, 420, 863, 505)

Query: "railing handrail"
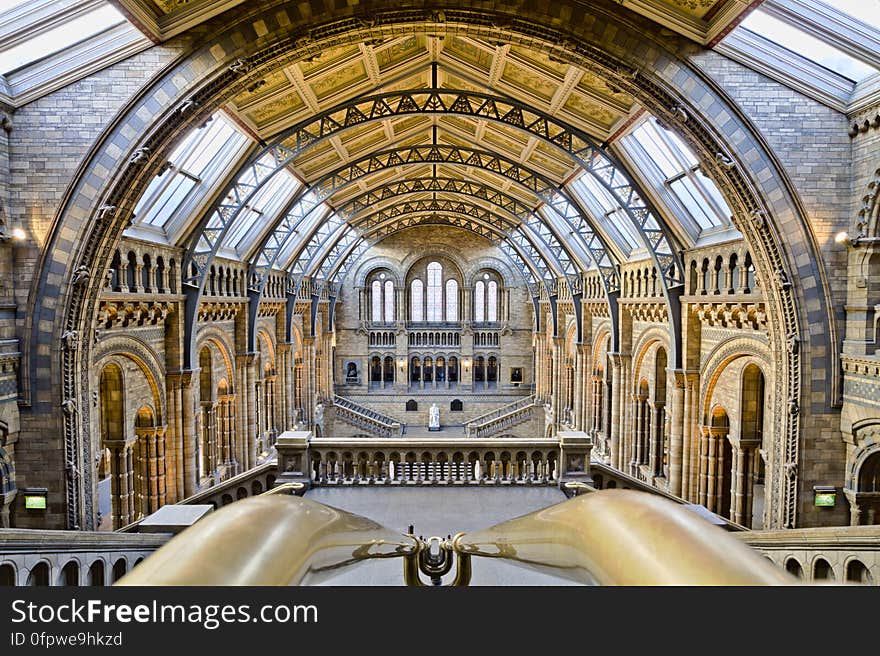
(452, 490, 793, 586)
(115, 495, 419, 586)
(115, 461, 278, 533)
(116, 490, 794, 586)
(466, 395, 535, 428)
(333, 395, 400, 428)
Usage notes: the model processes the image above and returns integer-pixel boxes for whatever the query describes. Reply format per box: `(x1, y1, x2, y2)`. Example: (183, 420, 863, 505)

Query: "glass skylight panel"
(623, 117, 731, 233)
(0, 4, 126, 74)
(133, 115, 246, 231)
(229, 171, 299, 251)
(180, 120, 238, 173)
(138, 172, 197, 227)
(824, 0, 880, 32)
(0, 1, 33, 14)
(739, 9, 877, 81)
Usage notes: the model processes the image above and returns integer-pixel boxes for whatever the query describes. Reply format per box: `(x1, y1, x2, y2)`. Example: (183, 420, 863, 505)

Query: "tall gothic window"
(445, 279, 459, 322)
(411, 279, 424, 322)
(474, 281, 485, 322)
(487, 280, 498, 322)
(384, 280, 395, 323)
(427, 262, 443, 322)
(371, 280, 382, 323)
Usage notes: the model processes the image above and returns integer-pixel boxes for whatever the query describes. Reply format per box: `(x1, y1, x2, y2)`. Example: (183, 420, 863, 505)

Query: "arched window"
(474, 281, 485, 322)
(371, 280, 382, 323)
(384, 280, 395, 323)
(487, 280, 498, 322)
(427, 262, 443, 322)
(445, 279, 459, 322)
(411, 280, 424, 322)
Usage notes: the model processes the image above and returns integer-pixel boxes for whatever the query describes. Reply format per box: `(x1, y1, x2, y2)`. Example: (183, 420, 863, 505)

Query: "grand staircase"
(465, 395, 539, 438)
(331, 395, 404, 437)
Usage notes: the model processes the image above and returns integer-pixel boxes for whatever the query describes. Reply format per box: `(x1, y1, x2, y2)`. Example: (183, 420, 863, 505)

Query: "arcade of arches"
(0, 0, 879, 544)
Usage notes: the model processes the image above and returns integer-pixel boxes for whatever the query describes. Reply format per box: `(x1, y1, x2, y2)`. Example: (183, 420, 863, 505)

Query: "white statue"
(428, 403, 440, 431)
(314, 402, 324, 426)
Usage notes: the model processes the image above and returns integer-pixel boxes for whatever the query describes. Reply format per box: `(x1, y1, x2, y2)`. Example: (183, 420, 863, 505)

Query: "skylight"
(739, 9, 877, 81)
(134, 115, 247, 230)
(821, 0, 880, 32)
(0, 4, 127, 74)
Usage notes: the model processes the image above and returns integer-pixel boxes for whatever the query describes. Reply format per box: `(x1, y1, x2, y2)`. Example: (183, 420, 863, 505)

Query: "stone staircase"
(331, 395, 404, 437)
(465, 395, 538, 438)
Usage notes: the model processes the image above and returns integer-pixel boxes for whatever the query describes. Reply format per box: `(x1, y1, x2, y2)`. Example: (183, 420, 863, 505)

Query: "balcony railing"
(465, 395, 538, 438)
(308, 437, 559, 485)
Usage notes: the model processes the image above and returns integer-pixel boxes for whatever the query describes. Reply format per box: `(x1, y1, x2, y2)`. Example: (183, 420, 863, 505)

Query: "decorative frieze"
(694, 301, 767, 331)
(96, 301, 174, 329)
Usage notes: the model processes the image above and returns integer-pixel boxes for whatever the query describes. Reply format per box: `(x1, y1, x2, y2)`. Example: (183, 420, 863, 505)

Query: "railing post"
(275, 430, 312, 492)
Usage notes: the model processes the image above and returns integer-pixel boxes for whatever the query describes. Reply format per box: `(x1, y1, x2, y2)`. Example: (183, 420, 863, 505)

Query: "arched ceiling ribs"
(315, 214, 545, 298)
(304, 202, 566, 287)
(283, 179, 589, 285)
(180, 88, 681, 296)
(247, 146, 615, 291)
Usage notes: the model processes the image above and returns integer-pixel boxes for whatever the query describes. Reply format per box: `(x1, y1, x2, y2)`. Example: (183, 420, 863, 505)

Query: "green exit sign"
(24, 495, 47, 510)
(814, 492, 836, 507)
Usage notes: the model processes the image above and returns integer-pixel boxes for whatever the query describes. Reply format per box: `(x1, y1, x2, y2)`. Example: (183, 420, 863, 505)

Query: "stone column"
(698, 426, 709, 507)
(163, 374, 182, 503)
(733, 445, 746, 525)
(668, 371, 685, 496)
(609, 354, 623, 471)
(156, 427, 167, 509)
(179, 370, 198, 498)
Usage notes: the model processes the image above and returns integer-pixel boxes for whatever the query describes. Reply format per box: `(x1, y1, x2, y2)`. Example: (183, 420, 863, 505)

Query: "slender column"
(733, 446, 746, 524)
(156, 427, 167, 508)
(179, 370, 198, 497)
(126, 446, 135, 522)
(668, 372, 685, 497)
(698, 426, 709, 507)
(706, 432, 718, 512)
(648, 402, 659, 476)
(108, 445, 124, 528)
(609, 354, 624, 471)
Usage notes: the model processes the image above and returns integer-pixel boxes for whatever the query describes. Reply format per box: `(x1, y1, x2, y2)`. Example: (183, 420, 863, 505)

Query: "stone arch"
(463, 257, 518, 289)
(631, 327, 671, 398)
(700, 337, 772, 427)
(196, 328, 236, 388)
(352, 255, 404, 289)
(30, 0, 823, 529)
(91, 335, 166, 424)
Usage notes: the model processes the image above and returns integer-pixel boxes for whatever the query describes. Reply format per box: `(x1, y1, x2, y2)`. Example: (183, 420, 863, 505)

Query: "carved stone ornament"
(61, 399, 77, 416)
(129, 147, 151, 164)
(61, 330, 79, 351)
(786, 332, 800, 355)
(749, 209, 766, 230)
(229, 58, 253, 74)
(715, 152, 736, 170)
(97, 205, 117, 221)
(72, 265, 91, 286)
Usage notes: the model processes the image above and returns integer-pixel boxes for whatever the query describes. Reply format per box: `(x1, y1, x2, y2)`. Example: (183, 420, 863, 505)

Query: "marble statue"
(314, 402, 324, 426)
(428, 403, 440, 431)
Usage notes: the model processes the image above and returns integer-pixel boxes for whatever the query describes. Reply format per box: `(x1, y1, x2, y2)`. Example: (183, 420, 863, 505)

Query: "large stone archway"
(24, 0, 831, 529)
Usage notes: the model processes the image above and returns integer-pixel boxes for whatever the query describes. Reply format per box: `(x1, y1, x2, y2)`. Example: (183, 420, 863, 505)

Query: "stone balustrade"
(466, 396, 537, 438)
(736, 525, 880, 584)
(331, 396, 403, 437)
(306, 437, 561, 485)
(0, 530, 169, 586)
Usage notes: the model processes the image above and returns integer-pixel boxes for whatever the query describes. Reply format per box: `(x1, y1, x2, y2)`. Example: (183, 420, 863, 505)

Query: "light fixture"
(463, 358, 471, 371)
(835, 231, 880, 247)
(12, 227, 26, 241)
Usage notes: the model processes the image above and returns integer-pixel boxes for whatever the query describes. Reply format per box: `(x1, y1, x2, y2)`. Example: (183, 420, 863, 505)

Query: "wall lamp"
(835, 231, 880, 248)
(398, 358, 406, 370)
(462, 358, 471, 372)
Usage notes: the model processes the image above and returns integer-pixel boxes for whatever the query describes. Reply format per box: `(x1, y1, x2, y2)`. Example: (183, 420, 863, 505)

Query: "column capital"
(166, 369, 199, 386)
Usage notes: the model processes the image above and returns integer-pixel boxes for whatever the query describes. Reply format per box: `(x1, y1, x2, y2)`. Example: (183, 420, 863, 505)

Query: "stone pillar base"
(275, 430, 312, 493)
(558, 431, 593, 494)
